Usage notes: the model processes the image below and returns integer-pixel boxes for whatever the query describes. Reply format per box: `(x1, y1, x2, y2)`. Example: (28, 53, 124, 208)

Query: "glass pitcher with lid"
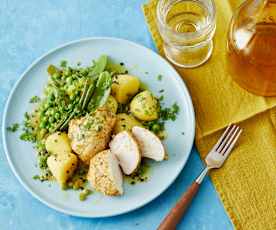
(227, 0, 276, 96)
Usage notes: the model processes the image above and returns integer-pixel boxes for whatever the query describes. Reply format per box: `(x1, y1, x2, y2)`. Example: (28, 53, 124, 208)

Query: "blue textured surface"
(0, 0, 233, 229)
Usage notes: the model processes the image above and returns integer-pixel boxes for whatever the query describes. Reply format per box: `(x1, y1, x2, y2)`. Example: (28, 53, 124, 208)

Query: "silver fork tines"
(214, 125, 242, 154)
(206, 124, 242, 168)
(221, 126, 242, 156)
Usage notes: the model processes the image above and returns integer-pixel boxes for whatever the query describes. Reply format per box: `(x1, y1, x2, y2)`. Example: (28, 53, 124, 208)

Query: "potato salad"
(14, 55, 179, 200)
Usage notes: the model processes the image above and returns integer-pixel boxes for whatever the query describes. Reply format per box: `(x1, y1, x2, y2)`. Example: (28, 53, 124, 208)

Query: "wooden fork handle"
(157, 182, 200, 230)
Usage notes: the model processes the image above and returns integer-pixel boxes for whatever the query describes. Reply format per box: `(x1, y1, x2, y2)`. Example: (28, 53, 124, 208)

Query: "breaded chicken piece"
(88, 149, 123, 196)
(68, 108, 116, 164)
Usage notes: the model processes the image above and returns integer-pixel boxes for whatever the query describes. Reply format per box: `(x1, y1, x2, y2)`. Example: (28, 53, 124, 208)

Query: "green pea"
(68, 104, 74, 110)
(42, 116, 48, 122)
(152, 124, 161, 133)
(50, 109, 55, 115)
(49, 117, 55, 123)
(54, 113, 60, 120)
(59, 107, 65, 113)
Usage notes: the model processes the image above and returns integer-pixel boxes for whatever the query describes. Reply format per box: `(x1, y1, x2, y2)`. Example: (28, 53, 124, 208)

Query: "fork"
(158, 124, 242, 230)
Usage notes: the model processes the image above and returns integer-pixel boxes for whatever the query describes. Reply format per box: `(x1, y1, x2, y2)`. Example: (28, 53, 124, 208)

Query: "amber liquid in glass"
(227, 2, 276, 96)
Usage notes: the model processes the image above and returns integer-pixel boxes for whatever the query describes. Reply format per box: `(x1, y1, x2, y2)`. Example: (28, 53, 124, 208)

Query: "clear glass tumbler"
(156, 0, 216, 68)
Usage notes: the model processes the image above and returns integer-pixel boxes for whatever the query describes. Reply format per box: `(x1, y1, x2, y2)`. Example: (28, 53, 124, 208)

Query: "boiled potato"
(45, 132, 71, 155)
(47, 152, 78, 186)
(111, 74, 140, 104)
(104, 95, 118, 114)
(130, 90, 159, 121)
(114, 113, 142, 134)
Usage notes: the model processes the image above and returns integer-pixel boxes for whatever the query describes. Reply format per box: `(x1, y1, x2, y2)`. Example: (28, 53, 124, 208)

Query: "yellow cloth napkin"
(143, 0, 276, 229)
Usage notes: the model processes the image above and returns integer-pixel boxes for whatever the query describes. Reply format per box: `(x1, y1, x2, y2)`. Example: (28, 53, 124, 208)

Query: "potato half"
(111, 74, 140, 104)
(45, 132, 72, 155)
(47, 152, 78, 186)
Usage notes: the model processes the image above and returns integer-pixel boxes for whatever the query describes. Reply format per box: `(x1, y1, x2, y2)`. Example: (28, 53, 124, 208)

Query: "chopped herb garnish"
(159, 89, 165, 93)
(60, 60, 67, 68)
(32, 175, 40, 180)
(20, 131, 35, 142)
(7, 123, 19, 132)
(29, 96, 40, 103)
(79, 189, 92, 201)
(160, 102, 180, 121)
(157, 74, 163, 81)
(38, 153, 50, 170)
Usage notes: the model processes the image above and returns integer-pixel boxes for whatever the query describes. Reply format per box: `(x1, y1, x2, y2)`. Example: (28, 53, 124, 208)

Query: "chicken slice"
(110, 131, 141, 175)
(132, 126, 166, 161)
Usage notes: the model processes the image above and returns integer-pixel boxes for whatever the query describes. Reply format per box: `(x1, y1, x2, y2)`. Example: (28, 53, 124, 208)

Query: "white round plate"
(2, 37, 195, 217)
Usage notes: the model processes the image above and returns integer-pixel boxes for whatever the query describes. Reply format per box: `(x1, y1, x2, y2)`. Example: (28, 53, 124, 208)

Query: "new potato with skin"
(114, 113, 143, 134)
(47, 152, 78, 186)
(111, 74, 140, 104)
(130, 90, 159, 121)
(45, 132, 72, 155)
(45, 132, 78, 186)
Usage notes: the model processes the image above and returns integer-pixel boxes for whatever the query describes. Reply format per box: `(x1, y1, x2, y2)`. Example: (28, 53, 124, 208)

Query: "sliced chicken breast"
(110, 131, 141, 175)
(132, 126, 166, 161)
(88, 149, 123, 196)
(68, 108, 116, 164)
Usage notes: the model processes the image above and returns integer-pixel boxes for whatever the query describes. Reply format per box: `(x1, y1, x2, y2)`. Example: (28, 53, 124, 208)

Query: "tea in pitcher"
(227, 0, 276, 96)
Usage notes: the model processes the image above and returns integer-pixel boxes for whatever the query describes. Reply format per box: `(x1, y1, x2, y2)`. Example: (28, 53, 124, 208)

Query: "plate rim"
(2, 37, 195, 218)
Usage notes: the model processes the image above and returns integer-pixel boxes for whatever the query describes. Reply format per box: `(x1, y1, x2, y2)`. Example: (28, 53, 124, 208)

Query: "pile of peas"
(38, 64, 90, 134)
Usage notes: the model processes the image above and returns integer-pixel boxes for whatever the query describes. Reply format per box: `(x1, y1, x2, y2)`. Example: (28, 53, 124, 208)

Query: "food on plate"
(17, 55, 180, 199)
(47, 152, 78, 186)
(110, 131, 141, 175)
(132, 126, 166, 161)
(68, 108, 116, 164)
(104, 95, 118, 114)
(111, 74, 140, 104)
(130, 90, 159, 121)
(114, 113, 142, 134)
(45, 132, 72, 155)
(88, 150, 123, 196)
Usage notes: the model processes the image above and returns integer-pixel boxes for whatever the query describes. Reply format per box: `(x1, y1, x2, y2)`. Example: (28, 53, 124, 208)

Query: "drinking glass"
(156, 0, 216, 68)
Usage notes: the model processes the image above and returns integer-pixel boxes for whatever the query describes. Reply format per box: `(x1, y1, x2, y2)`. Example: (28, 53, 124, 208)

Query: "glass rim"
(156, 0, 216, 39)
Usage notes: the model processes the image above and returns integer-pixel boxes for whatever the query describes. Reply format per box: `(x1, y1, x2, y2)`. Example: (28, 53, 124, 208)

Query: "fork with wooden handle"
(158, 124, 242, 230)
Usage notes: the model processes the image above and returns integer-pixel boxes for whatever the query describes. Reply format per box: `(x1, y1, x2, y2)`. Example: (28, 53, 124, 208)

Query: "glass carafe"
(227, 0, 276, 96)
